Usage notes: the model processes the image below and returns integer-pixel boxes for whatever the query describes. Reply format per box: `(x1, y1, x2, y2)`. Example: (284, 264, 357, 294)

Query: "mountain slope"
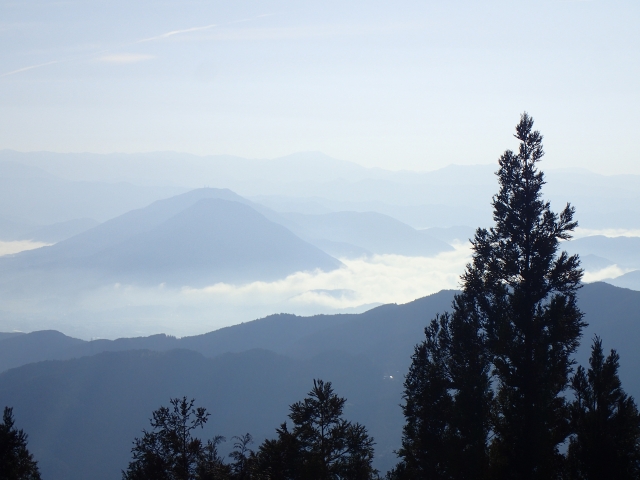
(2, 283, 638, 383)
(564, 235, 640, 269)
(84, 198, 341, 284)
(607, 270, 640, 291)
(283, 211, 453, 257)
(0, 290, 455, 373)
(0, 349, 399, 480)
(1, 283, 639, 480)
(0, 192, 341, 286)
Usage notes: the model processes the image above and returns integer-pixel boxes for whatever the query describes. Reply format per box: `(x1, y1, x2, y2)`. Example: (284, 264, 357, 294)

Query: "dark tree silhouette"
(229, 433, 254, 480)
(393, 113, 584, 480)
(0, 407, 41, 480)
(568, 337, 640, 479)
(256, 379, 378, 480)
(482, 113, 584, 480)
(392, 315, 456, 480)
(392, 288, 493, 478)
(122, 397, 231, 480)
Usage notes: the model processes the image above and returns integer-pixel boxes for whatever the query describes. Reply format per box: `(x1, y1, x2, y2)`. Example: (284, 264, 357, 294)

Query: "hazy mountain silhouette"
(0, 332, 24, 342)
(606, 271, 640, 291)
(24, 218, 100, 243)
(282, 211, 453, 257)
(5, 150, 640, 231)
(0, 216, 99, 243)
(0, 290, 455, 373)
(1, 283, 636, 383)
(419, 225, 475, 245)
(253, 196, 492, 230)
(0, 160, 184, 226)
(0, 191, 340, 287)
(564, 235, 640, 269)
(0, 215, 37, 241)
(545, 169, 640, 230)
(579, 254, 616, 272)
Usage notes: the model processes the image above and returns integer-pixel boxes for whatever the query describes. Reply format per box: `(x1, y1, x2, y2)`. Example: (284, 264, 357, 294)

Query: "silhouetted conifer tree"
(483, 113, 583, 480)
(392, 315, 455, 480)
(122, 397, 231, 480)
(255, 379, 378, 480)
(0, 407, 41, 480)
(393, 113, 584, 480)
(229, 434, 255, 480)
(392, 301, 492, 478)
(567, 337, 640, 479)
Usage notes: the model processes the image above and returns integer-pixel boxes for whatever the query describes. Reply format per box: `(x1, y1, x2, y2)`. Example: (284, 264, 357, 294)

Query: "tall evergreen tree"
(568, 337, 640, 480)
(393, 113, 584, 480)
(480, 113, 584, 480)
(0, 407, 41, 480)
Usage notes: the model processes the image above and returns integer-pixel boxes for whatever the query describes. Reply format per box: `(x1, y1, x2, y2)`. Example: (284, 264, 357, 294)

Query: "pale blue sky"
(1, 0, 638, 174)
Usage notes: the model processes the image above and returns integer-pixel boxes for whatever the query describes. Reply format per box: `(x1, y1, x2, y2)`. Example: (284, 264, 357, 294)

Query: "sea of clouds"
(0, 235, 637, 339)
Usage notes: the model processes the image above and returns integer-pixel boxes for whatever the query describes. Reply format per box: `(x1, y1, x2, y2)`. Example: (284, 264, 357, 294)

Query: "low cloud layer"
(67, 246, 472, 338)
(0, 240, 50, 256)
(1, 240, 636, 339)
(573, 228, 640, 239)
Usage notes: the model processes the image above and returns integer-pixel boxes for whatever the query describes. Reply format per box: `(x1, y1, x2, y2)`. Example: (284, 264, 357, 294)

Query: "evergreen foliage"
(122, 397, 231, 480)
(0, 407, 41, 480)
(482, 113, 584, 480)
(255, 379, 378, 479)
(229, 434, 255, 480)
(123, 383, 377, 480)
(391, 311, 492, 479)
(394, 113, 586, 479)
(568, 337, 640, 479)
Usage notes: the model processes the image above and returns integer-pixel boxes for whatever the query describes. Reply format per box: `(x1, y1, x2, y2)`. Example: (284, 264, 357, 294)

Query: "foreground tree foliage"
(393, 113, 589, 480)
(0, 407, 41, 480)
(255, 379, 378, 480)
(122, 397, 231, 480)
(124, 382, 377, 480)
(568, 337, 640, 479)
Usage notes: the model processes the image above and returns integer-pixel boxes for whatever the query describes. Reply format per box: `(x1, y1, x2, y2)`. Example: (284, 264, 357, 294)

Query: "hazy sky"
(1, 0, 638, 174)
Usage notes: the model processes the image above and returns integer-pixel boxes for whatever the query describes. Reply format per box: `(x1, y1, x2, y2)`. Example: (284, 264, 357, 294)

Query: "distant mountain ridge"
(6, 149, 640, 231)
(0, 159, 185, 230)
(1, 282, 637, 384)
(564, 235, 640, 269)
(282, 211, 453, 257)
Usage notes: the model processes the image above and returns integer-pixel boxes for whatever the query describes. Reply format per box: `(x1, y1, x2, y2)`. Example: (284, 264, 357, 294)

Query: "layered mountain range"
(0, 282, 638, 480)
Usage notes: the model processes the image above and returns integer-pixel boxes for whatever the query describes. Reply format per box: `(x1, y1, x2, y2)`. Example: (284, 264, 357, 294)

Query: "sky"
(1, 0, 639, 174)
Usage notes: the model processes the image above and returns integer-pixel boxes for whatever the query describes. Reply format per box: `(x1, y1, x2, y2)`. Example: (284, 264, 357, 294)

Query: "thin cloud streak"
(0, 60, 59, 77)
(0, 15, 258, 77)
(135, 24, 218, 44)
